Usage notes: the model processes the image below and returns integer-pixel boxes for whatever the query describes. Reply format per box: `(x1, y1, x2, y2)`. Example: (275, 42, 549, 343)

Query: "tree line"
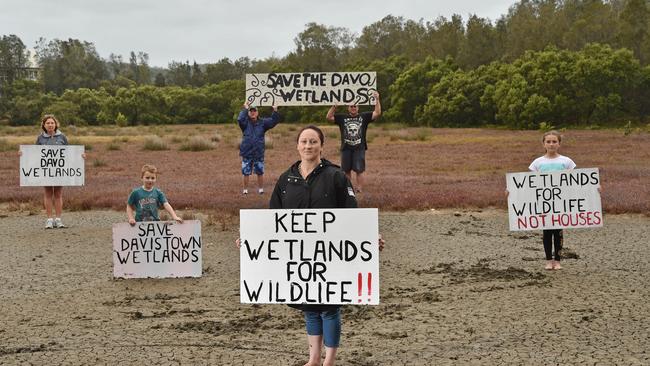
(1, 0, 649, 127)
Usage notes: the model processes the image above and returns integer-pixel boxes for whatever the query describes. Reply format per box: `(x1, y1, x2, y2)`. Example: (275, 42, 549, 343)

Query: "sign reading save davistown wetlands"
(113, 220, 202, 278)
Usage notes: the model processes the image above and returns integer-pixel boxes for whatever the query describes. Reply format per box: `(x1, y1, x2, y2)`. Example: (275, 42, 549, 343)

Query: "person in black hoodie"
(269, 125, 384, 366)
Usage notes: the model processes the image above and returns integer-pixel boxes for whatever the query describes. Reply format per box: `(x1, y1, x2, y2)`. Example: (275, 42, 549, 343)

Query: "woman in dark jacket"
(270, 125, 383, 366)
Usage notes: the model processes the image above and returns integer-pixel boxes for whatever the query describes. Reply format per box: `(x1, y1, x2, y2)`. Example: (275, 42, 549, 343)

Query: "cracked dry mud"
(1, 209, 648, 365)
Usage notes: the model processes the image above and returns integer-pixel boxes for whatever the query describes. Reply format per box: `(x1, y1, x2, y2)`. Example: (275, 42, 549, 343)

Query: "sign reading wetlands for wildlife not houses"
(507, 168, 603, 231)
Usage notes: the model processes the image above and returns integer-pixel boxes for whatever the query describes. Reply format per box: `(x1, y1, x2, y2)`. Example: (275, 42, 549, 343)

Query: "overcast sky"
(1, 0, 516, 67)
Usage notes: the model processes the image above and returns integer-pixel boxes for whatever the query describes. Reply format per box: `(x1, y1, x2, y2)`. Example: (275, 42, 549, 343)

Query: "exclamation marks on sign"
(357, 273, 362, 302)
(357, 272, 373, 303)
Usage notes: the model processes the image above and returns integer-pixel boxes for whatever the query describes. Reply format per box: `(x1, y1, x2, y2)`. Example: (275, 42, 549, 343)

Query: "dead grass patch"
(142, 136, 169, 151)
(0, 138, 17, 152)
(179, 136, 214, 151)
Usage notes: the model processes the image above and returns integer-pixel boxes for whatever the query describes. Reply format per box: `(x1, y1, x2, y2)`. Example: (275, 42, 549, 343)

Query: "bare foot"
(544, 261, 553, 270)
(303, 362, 319, 366)
(553, 261, 562, 270)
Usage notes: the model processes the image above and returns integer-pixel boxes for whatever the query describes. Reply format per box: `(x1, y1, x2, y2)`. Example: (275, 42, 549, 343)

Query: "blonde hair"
(41, 114, 60, 133)
(542, 130, 562, 143)
(141, 164, 158, 177)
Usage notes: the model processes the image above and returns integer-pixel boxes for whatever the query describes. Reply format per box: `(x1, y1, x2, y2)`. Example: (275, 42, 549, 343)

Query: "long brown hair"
(41, 114, 60, 133)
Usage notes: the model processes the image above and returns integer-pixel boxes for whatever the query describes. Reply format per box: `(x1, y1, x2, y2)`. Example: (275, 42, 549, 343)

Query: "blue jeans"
(303, 308, 341, 348)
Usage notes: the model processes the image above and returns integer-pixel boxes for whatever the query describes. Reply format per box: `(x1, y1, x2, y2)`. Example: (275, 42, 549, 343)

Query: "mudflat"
(1, 209, 648, 365)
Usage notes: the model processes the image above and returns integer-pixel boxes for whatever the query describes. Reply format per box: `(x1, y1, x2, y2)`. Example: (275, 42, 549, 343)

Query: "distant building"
(0, 49, 42, 84)
(0, 67, 41, 83)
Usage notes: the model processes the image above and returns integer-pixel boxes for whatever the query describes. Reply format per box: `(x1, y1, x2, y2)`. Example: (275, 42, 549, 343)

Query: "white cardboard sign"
(240, 208, 380, 305)
(506, 168, 603, 231)
(245, 72, 377, 106)
(112, 220, 202, 278)
(20, 145, 85, 186)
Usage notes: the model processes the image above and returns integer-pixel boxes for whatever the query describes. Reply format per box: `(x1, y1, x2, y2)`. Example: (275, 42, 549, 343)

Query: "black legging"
(543, 229, 563, 261)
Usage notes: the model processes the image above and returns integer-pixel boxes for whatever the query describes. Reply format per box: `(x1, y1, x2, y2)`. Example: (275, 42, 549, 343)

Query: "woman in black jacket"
(270, 125, 383, 366)
(270, 126, 357, 210)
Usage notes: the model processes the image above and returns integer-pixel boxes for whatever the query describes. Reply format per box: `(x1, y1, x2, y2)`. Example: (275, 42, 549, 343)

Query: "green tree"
(561, 0, 618, 50)
(191, 61, 204, 87)
(457, 15, 499, 69)
(35, 38, 107, 94)
(128, 51, 151, 85)
(285, 22, 355, 71)
(354, 16, 427, 62)
(618, 0, 649, 63)
(166, 61, 192, 86)
(0, 34, 28, 86)
(154, 73, 166, 87)
(386, 57, 456, 123)
(45, 100, 83, 126)
(3, 79, 53, 125)
(205, 57, 251, 84)
(60, 88, 109, 125)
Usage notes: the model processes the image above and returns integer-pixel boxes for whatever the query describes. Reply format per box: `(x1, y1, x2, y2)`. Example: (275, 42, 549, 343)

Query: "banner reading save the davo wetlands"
(240, 208, 380, 305)
(112, 220, 202, 278)
(245, 72, 377, 106)
(20, 145, 85, 186)
(506, 168, 603, 231)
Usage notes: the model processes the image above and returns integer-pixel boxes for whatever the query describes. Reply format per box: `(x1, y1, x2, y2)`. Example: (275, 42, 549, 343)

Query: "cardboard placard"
(113, 220, 202, 278)
(507, 168, 603, 231)
(240, 208, 380, 305)
(245, 72, 377, 106)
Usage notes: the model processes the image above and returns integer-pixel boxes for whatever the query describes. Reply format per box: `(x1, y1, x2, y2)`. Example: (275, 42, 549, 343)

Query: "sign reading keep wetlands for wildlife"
(240, 208, 380, 305)
(245, 72, 377, 106)
(112, 220, 202, 278)
(19, 145, 85, 186)
(506, 168, 603, 231)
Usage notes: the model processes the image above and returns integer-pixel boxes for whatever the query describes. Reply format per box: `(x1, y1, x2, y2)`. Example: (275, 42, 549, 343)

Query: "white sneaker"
(242, 189, 249, 195)
(45, 218, 54, 229)
(258, 188, 264, 195)
(54, 218, 66, 228)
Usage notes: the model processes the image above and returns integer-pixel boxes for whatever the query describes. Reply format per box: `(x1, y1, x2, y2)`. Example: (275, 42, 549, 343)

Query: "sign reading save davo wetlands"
(240, 208, 380, 305)
(245, 72, 377, 106)
(506, 168, 603, 231)
(20, 145, 85, 186)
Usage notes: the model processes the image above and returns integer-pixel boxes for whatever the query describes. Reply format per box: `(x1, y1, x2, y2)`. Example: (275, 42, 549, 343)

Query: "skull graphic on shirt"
(344, 120, 362, 146)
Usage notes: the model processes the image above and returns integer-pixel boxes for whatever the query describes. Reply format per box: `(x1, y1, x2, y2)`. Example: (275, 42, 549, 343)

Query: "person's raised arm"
(237, 101, 250, 129)
(371, 91, 381, 121)
(264, 105, 281, 130)
(326, 104, 337, 122)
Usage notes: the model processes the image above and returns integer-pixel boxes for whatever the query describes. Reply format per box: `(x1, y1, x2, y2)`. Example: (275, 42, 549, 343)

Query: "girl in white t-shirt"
(529, 130, 576, 270)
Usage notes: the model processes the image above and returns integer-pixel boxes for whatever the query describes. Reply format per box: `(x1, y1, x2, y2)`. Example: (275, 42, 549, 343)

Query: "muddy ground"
(1, 209, 648, 365)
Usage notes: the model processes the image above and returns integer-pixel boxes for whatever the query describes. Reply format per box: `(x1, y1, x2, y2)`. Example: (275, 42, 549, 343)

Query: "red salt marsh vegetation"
(1, 124, 649, 215)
